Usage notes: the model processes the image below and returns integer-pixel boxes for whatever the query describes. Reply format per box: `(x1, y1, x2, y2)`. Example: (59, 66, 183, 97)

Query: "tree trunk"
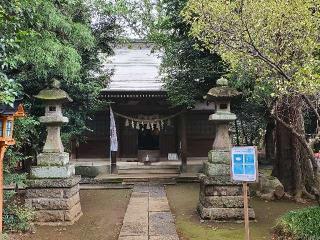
(272, 95, 319, 200)
(265, 117, 276, 165)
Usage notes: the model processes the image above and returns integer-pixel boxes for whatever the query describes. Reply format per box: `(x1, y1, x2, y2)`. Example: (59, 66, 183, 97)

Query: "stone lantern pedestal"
(198, 78, 255, 221)
(26, 80, 82, 225)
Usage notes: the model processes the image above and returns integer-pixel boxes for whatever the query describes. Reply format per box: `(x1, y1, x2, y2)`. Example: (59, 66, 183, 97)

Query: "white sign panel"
(168, 153, 178, 161)
(110, 107, 118, 152)
(231, 146, 258, 182)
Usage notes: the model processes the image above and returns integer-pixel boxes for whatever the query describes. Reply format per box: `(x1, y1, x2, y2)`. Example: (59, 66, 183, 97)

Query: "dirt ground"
(166, 183, 314, 240)
(9, 189, 131, 240)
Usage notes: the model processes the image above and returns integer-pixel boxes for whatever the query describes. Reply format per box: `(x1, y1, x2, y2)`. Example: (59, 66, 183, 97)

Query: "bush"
(3, 203, 34, 232)
(274, 207, 320, 240)
(3, 190, 34, 233)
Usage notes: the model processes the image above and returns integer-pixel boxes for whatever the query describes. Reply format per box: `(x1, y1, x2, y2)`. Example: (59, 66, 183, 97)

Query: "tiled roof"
(101, 44, 164, 92)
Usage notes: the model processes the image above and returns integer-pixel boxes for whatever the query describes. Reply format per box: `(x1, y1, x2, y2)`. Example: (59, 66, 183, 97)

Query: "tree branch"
(302, 94, 320, 148)
(238, 6, 292, 82)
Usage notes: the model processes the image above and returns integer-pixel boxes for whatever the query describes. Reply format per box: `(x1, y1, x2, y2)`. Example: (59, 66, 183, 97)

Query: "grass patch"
(274, 206, 320, 240)
(166, 183, 315, 240)
(176, 218, 244, 240)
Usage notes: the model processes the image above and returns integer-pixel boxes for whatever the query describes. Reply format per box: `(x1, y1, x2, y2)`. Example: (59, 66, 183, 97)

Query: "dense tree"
(183, 0, 320, 201)
(0, 0, 25, 104)
(0, 0, 119, 230)
(147, 0, 225, 107)
(2, 0, 119, 158)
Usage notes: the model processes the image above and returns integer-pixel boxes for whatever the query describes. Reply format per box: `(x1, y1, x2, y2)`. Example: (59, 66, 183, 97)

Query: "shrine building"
(73, 42, 215, 172)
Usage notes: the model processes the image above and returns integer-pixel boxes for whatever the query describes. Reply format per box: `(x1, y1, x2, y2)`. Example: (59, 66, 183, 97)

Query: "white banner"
(110, 107, 118, 152)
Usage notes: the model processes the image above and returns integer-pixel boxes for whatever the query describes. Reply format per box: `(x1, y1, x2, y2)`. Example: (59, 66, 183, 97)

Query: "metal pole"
(243, 182, 250, 240)
(0, 145, 7, 235)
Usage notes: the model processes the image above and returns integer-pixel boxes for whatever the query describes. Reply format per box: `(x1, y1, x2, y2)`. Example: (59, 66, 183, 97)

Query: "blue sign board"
(231, 146, 258, 182)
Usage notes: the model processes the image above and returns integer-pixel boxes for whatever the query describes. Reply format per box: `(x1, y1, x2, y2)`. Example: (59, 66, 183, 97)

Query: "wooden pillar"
(180, 112, 188, 172)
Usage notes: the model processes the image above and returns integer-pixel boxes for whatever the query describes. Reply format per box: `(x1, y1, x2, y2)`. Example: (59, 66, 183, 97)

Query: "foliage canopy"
(183, 0, 320, 101)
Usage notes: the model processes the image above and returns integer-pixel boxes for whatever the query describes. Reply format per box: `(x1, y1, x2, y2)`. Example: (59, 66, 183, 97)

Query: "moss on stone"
(34, 89, 72, 102)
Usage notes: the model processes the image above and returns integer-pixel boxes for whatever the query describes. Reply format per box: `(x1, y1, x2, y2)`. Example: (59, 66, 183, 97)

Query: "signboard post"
(231, 146, 258, 240)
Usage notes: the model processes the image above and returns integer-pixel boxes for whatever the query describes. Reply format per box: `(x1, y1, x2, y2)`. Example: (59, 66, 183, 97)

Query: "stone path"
(118, 183, 179, 240)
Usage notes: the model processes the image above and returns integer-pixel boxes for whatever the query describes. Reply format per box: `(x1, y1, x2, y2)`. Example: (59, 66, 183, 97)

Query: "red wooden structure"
(0, 102, 25, 233)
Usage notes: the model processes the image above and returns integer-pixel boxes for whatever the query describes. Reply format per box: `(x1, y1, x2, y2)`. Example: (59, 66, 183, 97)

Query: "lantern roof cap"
(206, 77, 240, 101)
(34, 79, 73, 102)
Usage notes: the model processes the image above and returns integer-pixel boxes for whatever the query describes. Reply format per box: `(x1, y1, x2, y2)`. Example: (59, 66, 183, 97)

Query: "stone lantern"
(26, 80, 82, 225)
(32, 80, 73, 173)
(198, 77, 255, 221)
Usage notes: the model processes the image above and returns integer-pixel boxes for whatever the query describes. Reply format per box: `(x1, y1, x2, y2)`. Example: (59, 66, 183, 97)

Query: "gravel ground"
(9, 189, 131, 240)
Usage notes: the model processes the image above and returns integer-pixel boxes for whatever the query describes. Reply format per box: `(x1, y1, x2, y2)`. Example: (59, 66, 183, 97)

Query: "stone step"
(118, 165, 180, 170)
(95, 173, 179, 184)
(118, 168, 180, 175)
(118, 165, 180, 175)
(177, 173, 199, 183)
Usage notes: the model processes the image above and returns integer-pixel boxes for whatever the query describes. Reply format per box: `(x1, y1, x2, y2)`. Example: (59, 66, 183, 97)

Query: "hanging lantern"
(167, 119, 171, 126)
(0, 102, 25, 146)
(131, 120, 135, 128)
(161, 120, 164, 129)
(151, 123, 155, 130)
(136, 122, 140, 130)
(125, 119, 129, 127)
(146, 122, 151, 130)
(156, 121, 160, 130)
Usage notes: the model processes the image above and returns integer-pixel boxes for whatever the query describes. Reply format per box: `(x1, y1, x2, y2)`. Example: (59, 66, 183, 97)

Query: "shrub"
(274, 207, 320, 240)
(3, 190, 34, 233)
(3, 203, 34, 233)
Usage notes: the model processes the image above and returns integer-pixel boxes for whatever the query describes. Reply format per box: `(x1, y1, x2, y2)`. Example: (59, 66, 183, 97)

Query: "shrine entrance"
(74, 42, 216, 175)
(138, 127, 160, 150)
(137, 124, 161, 162)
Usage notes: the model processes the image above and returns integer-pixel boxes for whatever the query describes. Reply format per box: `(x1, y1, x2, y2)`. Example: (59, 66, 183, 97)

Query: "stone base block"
(30, 164, 75, 179)
(37, 152, 69, 166)
(203, 162, 230, 176)
(34, 205, 83, 226)
(208, 150, 230, 164)
(199, 195, 245, 208)
(26, 192, 80, 210)
(199, 174, 241, 186)
(198, 203, 255, 221)
(26, 176, 82, 225)
(198, 174, 255, 221)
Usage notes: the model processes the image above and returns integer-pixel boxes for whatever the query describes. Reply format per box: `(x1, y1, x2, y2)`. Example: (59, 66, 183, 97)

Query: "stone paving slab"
(149, 236, 179, 240)
(149, 212, 178, 236)
(119, 190, 149, 237)
(149, 197, 170, 212)
(118, 183, 179, 240)
(119, 208, 148, 236)
(133, 183, 150, 193)
(119, 236, 148, 240)
(149, 185, 167, 198)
